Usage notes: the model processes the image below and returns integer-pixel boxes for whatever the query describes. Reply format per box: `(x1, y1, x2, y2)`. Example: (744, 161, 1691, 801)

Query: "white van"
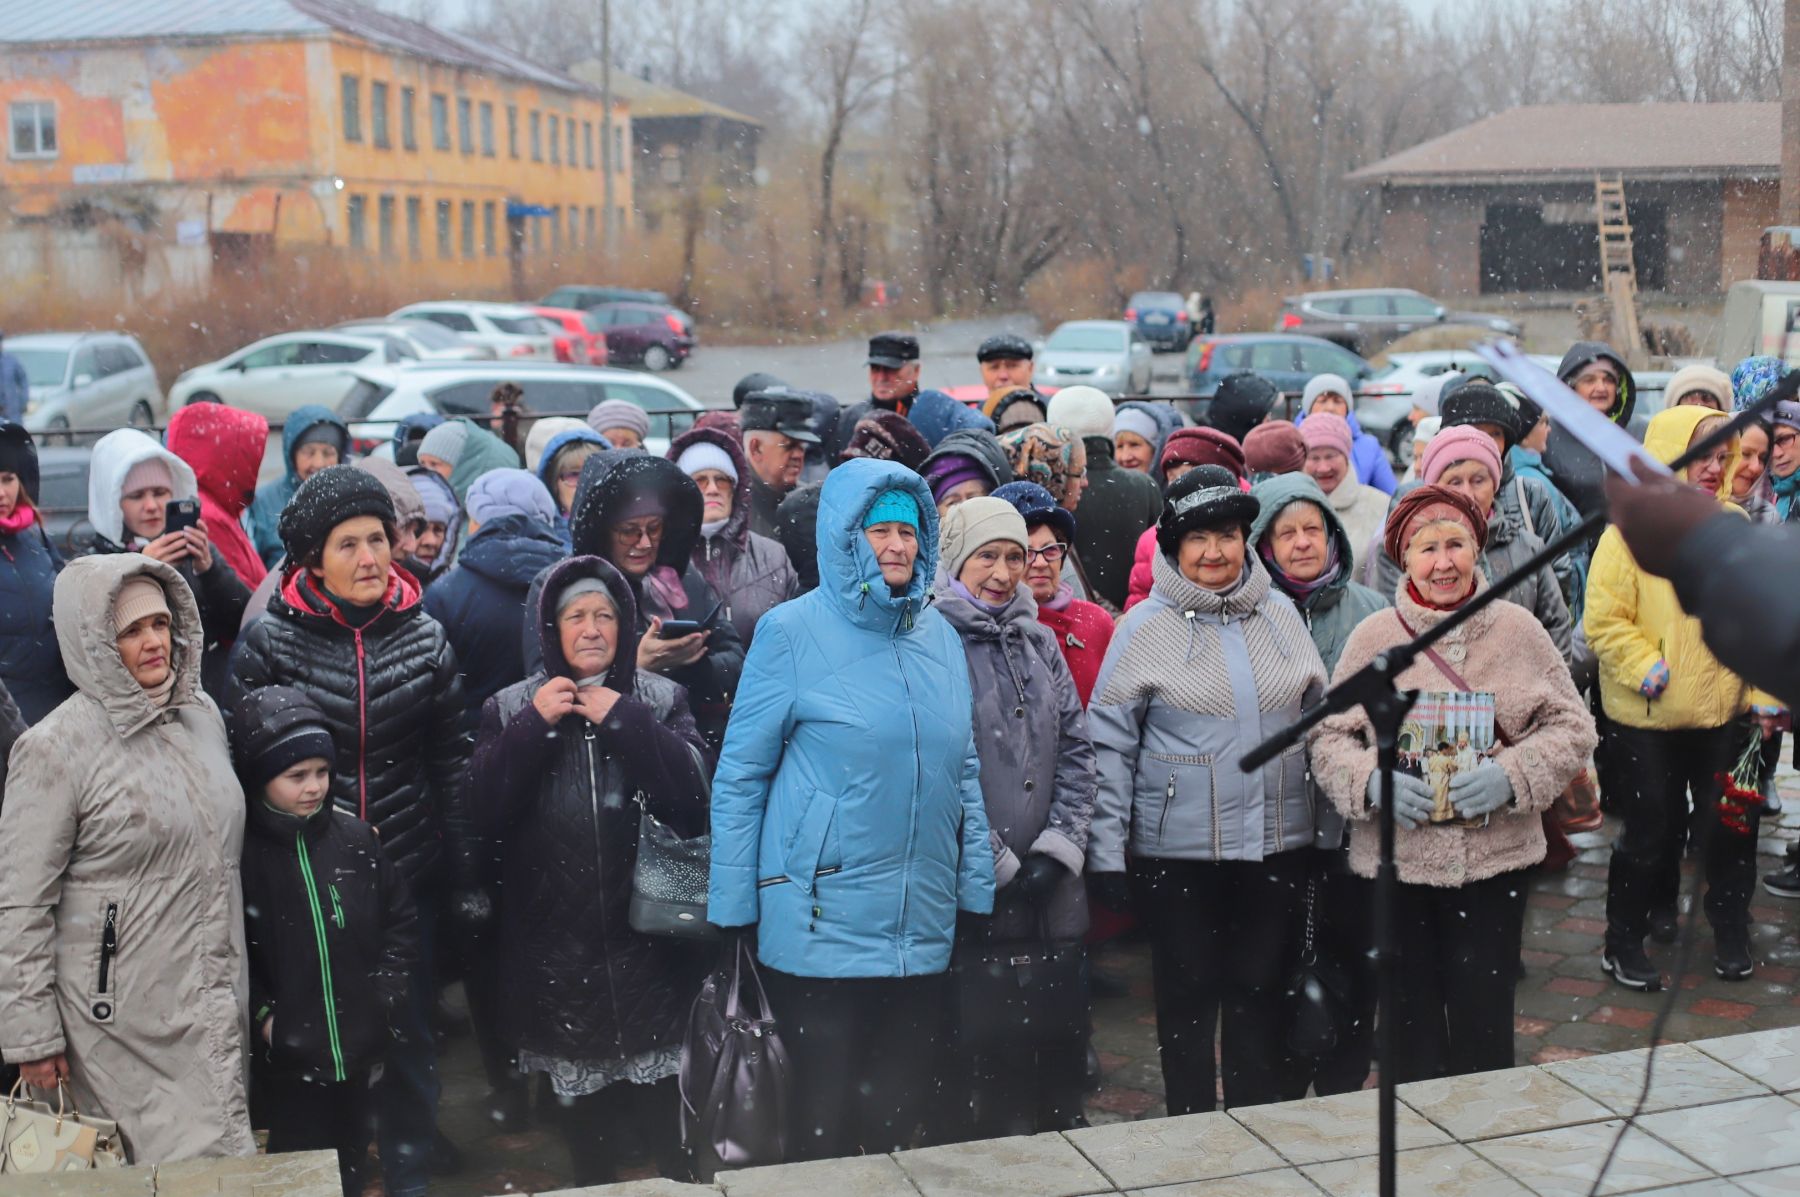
(1716, 280, 1800, 366)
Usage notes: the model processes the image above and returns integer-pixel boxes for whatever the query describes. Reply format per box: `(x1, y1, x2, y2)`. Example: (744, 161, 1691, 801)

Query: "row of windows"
(340, 75, 623, 170)
(342, 193, 618, 258)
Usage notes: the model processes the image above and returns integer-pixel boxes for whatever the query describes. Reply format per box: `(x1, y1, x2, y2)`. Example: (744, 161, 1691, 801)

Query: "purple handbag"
(679, 937, 791, 1179)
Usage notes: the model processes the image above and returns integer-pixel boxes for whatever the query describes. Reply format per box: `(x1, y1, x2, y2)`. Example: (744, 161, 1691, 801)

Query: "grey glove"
(1366, 770, 1436, 829)
(1449, 762, 1513, 819)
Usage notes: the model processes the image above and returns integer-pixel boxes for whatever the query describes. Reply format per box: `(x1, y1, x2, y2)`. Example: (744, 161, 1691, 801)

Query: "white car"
(1355, 350, 1562, 464)
(14, 332, 163, 438)
(1036, 320, 1154, 396)
(334, 319, 496, 362)
(388, 302, 557, 361)
(336, 361, 705, 459)
(169, 331, 412, 422)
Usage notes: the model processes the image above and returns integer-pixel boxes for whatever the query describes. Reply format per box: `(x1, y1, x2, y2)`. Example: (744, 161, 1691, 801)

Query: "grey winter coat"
(935, 582, 1097, 942)
(1249, 473, 1391, 674)
(1087, 551, 1328, 870)
(0, 555, 251, 1164)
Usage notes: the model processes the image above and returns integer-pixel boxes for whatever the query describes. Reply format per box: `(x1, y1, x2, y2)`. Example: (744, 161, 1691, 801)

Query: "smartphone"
(657, 600, 721, 639)
(164, 499, 201, 536)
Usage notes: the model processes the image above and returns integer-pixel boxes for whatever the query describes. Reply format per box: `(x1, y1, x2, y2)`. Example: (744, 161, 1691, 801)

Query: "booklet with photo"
(1396, 691, 1499, 829)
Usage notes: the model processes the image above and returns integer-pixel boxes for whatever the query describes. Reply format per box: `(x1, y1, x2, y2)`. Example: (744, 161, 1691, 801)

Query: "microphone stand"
(1239, 380, 1796, 1197)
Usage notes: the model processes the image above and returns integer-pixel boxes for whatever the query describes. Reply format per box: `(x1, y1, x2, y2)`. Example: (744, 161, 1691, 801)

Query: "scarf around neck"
(1773, 468, 1800, 520)
(951, 577, 1013, 617)
(1040, 580, 1076, 612)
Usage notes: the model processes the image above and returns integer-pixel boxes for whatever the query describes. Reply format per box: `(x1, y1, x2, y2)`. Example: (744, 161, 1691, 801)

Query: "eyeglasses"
(613, 521, 663, 544)
(1026, 544, 1066, 564)
(1776, 431, 1799, 451)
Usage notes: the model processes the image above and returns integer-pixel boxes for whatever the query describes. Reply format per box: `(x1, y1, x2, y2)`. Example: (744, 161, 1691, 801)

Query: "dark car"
(541, 284, 672, 309)
(1125, 290, 1193, 352)
(1184, 333, 1375, 420)
(1276, 287, 1521, 356)
(586, 302, 695, 371)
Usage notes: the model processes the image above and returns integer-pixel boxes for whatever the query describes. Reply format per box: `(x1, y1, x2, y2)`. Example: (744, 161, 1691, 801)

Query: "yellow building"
(3, 0, 631, 297)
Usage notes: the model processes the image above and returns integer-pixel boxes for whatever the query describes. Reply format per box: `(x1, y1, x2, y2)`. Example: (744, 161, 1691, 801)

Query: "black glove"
(1087, 871, 1132, 914)
(447, 886, 495, 934)
(1011, 854, 1065, 907)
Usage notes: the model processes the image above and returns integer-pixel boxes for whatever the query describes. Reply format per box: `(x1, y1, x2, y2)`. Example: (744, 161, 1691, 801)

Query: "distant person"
(923, 428, 1014, 519)
(417, 418, 524, 505)
(838, 410, 931, 471)
(165, 401, 270, 589)
(0, 331, 28, 423)
(977, 333, 1039, 413)
(1300, 413, 1387, 563)
(1112, 402, 1182, 477)
(1296, 375, 1396, 495)
(908, 387, 996, 447)
(740, 391, 820, 539)
(1048, 386, 1159, 609)
(249, 407, 350, 568)
(585, 400, 650, 452)
(0, 421, 71, 722)
(533, 424, 611, 547)
(1544, 342, 1638, 536)
(865, 332, 922, 417)
(1243, 422, 1307, 481)
(989, 387, 1048, 434)
(669, 426, 798, 646)
(1665, 363, 1732, 412)
(1206, 371, 1278, 445)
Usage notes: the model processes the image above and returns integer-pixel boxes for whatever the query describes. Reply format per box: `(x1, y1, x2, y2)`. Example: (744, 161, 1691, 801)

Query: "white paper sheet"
(1473, 341, 1670, 482)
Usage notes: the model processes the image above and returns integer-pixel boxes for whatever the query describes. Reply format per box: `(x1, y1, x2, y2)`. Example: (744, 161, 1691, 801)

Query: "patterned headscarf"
(997, 423, 1086, 508)
(1732, 356, 1791, 414)
(1383, 484, 1489, 568)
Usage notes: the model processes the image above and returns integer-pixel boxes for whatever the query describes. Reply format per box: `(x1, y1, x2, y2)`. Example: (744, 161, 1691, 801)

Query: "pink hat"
(1420, 425, 1503, 487)
(1298, 412, 1353, 461)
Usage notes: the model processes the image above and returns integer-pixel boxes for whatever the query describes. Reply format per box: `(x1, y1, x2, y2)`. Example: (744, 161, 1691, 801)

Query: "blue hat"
(993, 480, 1075, 544)
(863, 489, 919, 530)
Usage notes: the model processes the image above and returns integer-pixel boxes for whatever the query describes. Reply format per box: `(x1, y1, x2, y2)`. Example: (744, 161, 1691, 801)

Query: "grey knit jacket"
(1087, 549, 1329, 870)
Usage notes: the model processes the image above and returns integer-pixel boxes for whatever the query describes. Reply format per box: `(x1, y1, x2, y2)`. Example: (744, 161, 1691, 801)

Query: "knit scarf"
(0, 503, 36, 536)
(950, 577, 1012, 617)
(1773, 468, 1800, 521)
(1040, 581, 1076, 612)
(143, 669, 177, 708)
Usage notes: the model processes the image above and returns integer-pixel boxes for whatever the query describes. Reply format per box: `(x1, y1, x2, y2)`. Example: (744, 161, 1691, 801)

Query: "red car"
(532, 306, 609, 367)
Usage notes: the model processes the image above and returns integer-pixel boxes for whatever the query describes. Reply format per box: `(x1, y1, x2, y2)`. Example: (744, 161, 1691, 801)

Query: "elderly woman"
(588, 399, 651, 451)
(709, 458, 994, 1161)
(921, 428, 1013, 519)
(668, 425, 799, 646)
(0, 555, 252, 1162)
(470, 555, 708, 1185)
(1312, 487, 1595, 1081)
(995, 482, 1113, 705)
(1086, 469, 1328, 1114)
(934, 497, 1097, 1138)
(0, 421, 72, 723)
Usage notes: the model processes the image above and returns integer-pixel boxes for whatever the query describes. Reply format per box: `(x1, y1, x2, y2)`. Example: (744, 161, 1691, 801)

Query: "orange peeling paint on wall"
(148, 42, 312, 179)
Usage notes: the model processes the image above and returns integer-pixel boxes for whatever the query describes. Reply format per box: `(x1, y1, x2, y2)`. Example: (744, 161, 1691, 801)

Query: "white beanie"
(1410, 374, 1459, 419)
(938, 496, 1029, 582)
(1414, 416, 1442, 444)
(1045, 385, 1116, 440)
(1112, 407, 1161, 445)
(1302, 373, 1352, 413)
(676, 442, 738, 483)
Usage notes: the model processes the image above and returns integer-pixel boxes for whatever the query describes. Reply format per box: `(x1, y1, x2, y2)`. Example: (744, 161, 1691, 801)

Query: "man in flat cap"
(740, 389, 821, 538)
(977, 333, 1039, 413)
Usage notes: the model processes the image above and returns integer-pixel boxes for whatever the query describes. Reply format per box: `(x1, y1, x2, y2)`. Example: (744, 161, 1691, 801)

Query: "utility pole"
(1784, 0, 1800, 224)
(600, 0, 616, 256)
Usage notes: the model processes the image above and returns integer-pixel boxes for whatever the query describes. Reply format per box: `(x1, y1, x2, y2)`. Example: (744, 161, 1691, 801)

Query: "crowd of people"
(0, 328, 1791, 1190)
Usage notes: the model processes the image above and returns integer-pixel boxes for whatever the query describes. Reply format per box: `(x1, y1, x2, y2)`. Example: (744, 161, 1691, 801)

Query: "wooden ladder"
(1594, 174, 1645, 366)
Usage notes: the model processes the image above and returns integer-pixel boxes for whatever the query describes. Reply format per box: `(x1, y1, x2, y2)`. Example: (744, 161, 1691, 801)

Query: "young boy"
(236, 685, 418, 1195)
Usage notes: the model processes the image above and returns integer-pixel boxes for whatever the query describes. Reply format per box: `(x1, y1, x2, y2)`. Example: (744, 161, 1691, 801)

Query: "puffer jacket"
(470, 555, 709, 1060)
(0, 513, 70, 725)
(1510, 445, 1589, 618)
(0, 555, 252, 1163)
(1087, 551, 1328, 870)
(227, 565, 478, 890)
(935, 583, 1096, 942)
(709, 459, 995, 979)
(424, 514, 567, 723)
(1586, 405, 1768, 730)
(908, 389, 995, 447)
(570, 451, 746, 752)
(0, 678, 22, 812)
(1073, 437, 1164, 610)
(1546, 341, 1639, 534)
(248, 407, 349, 568)
(1310, 574, 1597, 887)
(1295, 409, 1397, 496)
(165, 402, 269, 588)
(1249, 473, 1391, 674)
(668, 426, 799, 645)
(1036, 595, 1114, 706)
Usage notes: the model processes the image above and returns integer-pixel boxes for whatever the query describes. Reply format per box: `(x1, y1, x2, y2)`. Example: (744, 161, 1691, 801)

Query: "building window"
(400, 87, 417, 150)
(341, 75, 361, 142)
(659, 144, 682, 184)
(551, 205, 561, 252)
(436, 199, 452, 258)
(530, 111, 541, 161)
(378, 194, 395, 256)
(549, 115, 560, 164)
(583, 121, 594, 169)
(615, 204, 626, 232)
(483, 201, 496, 256)
(371, 81, 390, 148)
(479, 102, 494, 156)
(457, 97, 473, 154)
(585, 206, 596, 243)
(430, 93, 449, 150)
(461, 200, 476, 257)
(346, 194, 367, 249)
(567, 119, 576, 167)
(9, 101, 56, 159)
(406, 196, 422, 258)
(507, 105, 518, 158)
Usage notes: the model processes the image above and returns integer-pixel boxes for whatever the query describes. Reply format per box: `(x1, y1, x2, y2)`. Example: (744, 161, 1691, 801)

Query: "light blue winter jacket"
(708, 458, 995, 979)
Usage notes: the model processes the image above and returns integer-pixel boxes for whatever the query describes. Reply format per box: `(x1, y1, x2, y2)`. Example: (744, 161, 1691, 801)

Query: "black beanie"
(232, 685, 337, 792)
(1157, 464, 1259, 556)
(1441, 382, 1524, 449)
(1208, 373, 1279, 445)
(278, 464, 398, 565)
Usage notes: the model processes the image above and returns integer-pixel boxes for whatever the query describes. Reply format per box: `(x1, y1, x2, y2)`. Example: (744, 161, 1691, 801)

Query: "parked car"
(169, 331, 411, 421)
(585, 302, 695, 371)
(1356, 351, 1509, 463)
(334, 319, 496, 361)
(1276, 288, 1521, 356)
(336, 361, 703, 457)
(1185, 332, 1374, 409)
(1717, 279, 1800, 366)
(540, 284, 672, 310)
(532, 306, 610, 367)
(388, 301, 557, 360)
(13, 332, 162, 439)
(1036, 320, 1154, 396)
(1125, 290, 1193, 352)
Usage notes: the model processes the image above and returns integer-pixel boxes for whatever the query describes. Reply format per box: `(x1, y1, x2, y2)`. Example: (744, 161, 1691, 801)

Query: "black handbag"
(953, 915, 1087, 1047)
(1287, 871, 1351, 1057)
(679, 937, 791, 1180)
(628, 752, 718, 942)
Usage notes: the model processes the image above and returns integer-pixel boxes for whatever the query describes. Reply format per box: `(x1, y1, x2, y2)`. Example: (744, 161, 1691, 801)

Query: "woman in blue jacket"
(709, 457, 995, 1161)
(0, 421, 71, 723)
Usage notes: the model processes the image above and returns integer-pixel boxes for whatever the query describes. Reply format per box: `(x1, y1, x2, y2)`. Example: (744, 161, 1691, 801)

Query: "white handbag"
(0, 1079, 127, 1173)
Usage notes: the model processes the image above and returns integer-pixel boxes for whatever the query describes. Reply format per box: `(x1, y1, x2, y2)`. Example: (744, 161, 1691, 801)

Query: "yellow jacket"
(1585, 406, 1769, 729)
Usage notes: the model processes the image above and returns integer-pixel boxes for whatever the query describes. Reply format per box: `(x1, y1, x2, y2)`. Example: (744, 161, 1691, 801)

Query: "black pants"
(261, 1069, 374, 1197)
(760, 968, 943, 1161)
(1133, 851, 1309, 1114)
(1605, 723, 1755, 944)
(560, 1075, 683, 1187)
(967, 1033, 1088, 1140)
(1390, 869, 1529, 1083)
(1309, 857, 1377, 1096)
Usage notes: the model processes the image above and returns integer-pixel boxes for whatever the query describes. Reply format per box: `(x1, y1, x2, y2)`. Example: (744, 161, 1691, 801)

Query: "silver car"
(15, 332, 162, 439)
(1036, 320, 1155, 397)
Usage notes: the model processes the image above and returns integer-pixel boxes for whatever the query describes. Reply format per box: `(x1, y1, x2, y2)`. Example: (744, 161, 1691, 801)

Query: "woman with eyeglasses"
(994, 482, 1113, 706)
(667, 426, 798, 647)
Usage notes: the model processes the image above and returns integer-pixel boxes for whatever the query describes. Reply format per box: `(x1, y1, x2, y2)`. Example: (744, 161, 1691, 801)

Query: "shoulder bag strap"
(1393, 610, 1513, 746)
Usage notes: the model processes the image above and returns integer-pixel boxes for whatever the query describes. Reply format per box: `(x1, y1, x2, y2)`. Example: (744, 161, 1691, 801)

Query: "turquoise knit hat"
(863, 488, 919, 530)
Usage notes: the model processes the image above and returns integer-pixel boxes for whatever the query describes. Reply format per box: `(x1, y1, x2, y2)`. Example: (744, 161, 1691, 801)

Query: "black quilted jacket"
(228, 566, 478, 890)
(470, 555, 710, 1061)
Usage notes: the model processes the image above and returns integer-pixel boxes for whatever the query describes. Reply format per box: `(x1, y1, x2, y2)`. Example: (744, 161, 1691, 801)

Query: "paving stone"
(549, 1182, 722, 1197)
(894, 1133, 1110, 1197)
(0, 1168, 155, 1197)
(1397, 1065, 1612, 1141)
(1303, 1143, 1533, 1197)
(1543, 1043, 1775, 1114)
(1467, 1120, 1714, 1196)
(1638, 1094, 1800, 1174)
(155, 1151, 340, 1197)
(1065, 1111, 1280, 1190)
(718, 1153, 916, 1196)
(1121, 1167, 1320, 1196)
(1229, 1088, 1449, 1166)
(1692, 1028, 1800, 1092)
